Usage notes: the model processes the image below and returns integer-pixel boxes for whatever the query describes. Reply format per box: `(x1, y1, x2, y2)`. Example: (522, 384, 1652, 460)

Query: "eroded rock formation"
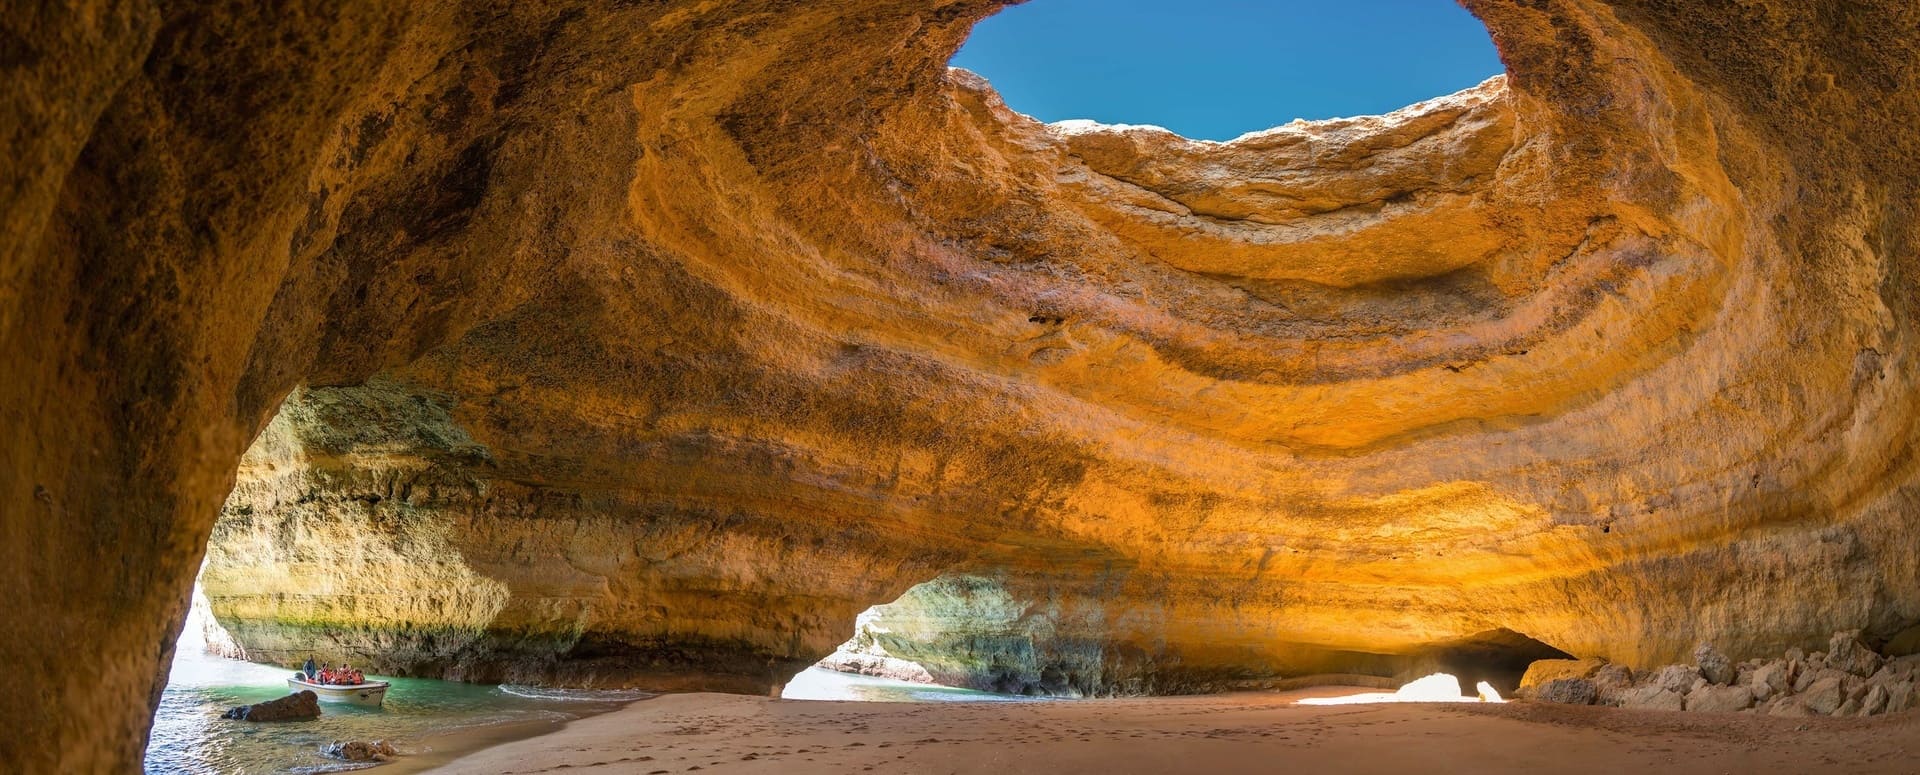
(7, 0, 1920, 770)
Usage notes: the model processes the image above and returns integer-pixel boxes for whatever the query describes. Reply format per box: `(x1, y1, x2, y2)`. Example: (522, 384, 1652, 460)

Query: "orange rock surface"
(5, 0, 1920, 771)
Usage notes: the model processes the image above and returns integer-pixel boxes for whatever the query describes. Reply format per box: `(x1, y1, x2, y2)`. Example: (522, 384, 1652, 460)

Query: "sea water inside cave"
(144, 594, 644, 774)
(148, 594, 1023, 772)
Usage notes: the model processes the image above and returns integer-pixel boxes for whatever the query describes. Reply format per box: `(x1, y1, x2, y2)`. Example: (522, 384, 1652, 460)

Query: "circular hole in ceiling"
(952, 0, 1504, 141)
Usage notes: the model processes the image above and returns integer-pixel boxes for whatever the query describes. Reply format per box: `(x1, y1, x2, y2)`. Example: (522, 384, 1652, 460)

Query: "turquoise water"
(781, 666, 1041, 703)
(149, 661, 1022, 772)
(150, 590, 1020, 773)
(146, 649, 643, 774)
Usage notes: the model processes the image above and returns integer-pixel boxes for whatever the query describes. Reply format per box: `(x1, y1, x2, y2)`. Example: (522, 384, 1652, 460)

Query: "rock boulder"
(1749, 661, 1789, 702)
(1800, 678, 1848, 716)
(1533, 678, 1599, 706)
(222, 691, 319, 722)
(1692, 645, 1734, 685)
(1683, 684, 1753, 713)
(1652, 665, 1703, 695)
(1825, 633, 1884, 678)
(1621, 686, 1687, 712)
(321, 740, 399, 762)
(1520, 658, 1608, 694)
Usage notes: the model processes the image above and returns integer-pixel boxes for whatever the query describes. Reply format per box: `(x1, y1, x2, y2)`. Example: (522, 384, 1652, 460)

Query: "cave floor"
(418, 688, 1920, 774)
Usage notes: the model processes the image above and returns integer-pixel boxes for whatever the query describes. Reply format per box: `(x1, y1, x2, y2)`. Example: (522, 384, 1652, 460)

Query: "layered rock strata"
(7, 0, 1920, 771)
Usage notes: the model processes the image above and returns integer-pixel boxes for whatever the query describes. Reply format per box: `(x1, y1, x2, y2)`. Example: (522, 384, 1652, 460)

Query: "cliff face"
(207, 379, 949, 691)
(7, 0, 1920, 770)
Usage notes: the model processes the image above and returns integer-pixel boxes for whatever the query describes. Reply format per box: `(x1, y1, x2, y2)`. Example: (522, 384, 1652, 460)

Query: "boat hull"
(288, 676, 389, 706)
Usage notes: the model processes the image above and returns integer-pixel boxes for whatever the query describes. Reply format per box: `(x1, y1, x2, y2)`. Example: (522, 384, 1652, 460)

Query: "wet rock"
(1519, 658, 1608, 693)
(1825, 632, 1884, 678)
(1621, 686, 1686, 712)
(222, 691, 319, 722)
(1684, 683, 1753, 713)
(1693, 644, 1734, 685)
(321, 740, 399, 762)
(1533, 678, 1598, 705)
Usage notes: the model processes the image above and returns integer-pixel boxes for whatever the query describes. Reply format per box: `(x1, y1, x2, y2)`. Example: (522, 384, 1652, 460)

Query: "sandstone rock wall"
(7, 1, 1920, 771)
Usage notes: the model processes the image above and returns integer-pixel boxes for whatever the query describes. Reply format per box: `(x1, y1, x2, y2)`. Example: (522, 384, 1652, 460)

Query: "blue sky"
(951, 0, 1503, 141)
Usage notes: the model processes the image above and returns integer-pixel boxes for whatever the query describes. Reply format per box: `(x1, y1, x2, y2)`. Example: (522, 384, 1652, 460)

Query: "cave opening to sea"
(950, 0, 1504, 141)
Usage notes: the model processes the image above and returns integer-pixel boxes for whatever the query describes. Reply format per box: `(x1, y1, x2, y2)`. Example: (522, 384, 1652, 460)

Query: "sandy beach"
(418, 688, 1920, 774)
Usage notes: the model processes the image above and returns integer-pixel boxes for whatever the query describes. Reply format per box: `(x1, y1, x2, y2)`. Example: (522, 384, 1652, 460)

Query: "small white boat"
(288, 674, 390, 706)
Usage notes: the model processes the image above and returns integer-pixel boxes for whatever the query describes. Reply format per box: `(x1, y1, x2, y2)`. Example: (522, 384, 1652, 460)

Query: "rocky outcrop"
(221, 691, 320, 723)
(10, 0, 1920, 771)
(321, 740, 399, 763)
(1534, 678, 1599, 706)
(1539, 633, 1920, 717)
(1519, 658, 1607, 693)
(203, 379, 951, 690)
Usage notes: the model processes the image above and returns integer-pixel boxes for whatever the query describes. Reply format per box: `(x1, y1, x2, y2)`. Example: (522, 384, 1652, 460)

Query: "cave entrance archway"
(1405, 628, 1574, 696)
(951, 0, 1504, 140)
(780, 574, 1061, 702)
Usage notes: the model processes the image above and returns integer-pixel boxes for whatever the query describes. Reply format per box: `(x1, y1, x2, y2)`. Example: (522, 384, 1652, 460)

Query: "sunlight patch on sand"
(1295, 673, 1505, 705)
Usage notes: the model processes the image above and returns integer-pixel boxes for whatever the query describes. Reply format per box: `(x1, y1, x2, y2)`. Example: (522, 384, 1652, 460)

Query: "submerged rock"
(222, 691, 319, 722)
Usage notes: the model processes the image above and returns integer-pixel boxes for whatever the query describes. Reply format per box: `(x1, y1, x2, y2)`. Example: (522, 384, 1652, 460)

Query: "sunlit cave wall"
(198, 378, 953, 692)
(14, 0, 1920, 770)
(162, 0, 1920, 704)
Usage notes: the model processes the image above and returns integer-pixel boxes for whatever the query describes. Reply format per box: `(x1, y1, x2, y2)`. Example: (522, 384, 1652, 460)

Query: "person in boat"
(318, 664, 336, 684)
(339, 663, 360, 685)
(303, 655, 317, 681)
